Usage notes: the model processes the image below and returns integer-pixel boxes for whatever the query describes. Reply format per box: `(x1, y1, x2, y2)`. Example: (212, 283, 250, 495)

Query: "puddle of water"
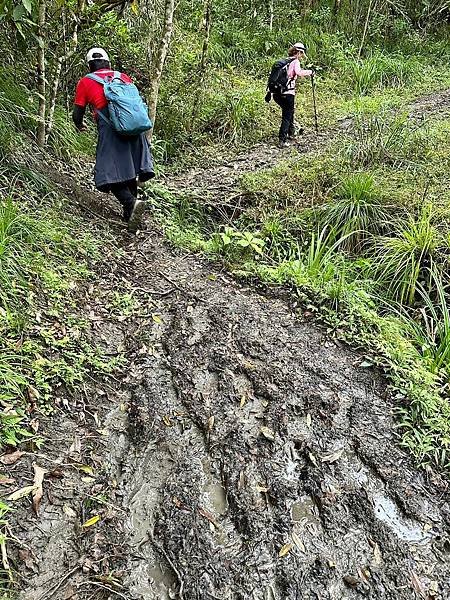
(203, 483, 228, 515)
(148, 563, 177, 589)
(291, 495, 321, 527)
(373, 493, 431, 544)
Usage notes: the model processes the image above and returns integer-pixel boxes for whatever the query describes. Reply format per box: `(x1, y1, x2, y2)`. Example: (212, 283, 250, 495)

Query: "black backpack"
(267, 58, 295, 94)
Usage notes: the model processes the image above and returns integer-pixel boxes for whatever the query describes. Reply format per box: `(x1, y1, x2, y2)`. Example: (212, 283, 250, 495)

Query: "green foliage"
(0, 169, 116, 456)
(399, 274, 450, 376)
(346, 52, 420, 96)
(318, 172, 390, 251)
(372, 203, 441, 305)
(217, 226, 265, 258)
(344, 114, 430, 168)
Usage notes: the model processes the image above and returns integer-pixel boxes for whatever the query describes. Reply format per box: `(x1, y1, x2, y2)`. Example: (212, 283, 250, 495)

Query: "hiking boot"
(122, 199, 134, 222)
(127, 199, 146, 233)
(278, 140, 290, 148)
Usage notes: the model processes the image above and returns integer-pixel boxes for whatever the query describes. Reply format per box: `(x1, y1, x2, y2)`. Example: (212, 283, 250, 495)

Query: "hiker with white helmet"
(265, 43, 313, 148)
(72, 48, 155, 232)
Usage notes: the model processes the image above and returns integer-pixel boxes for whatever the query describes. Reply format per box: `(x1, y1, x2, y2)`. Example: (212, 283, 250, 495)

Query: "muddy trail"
(165, 87, 450, 205)
(4, 88, 450, 600)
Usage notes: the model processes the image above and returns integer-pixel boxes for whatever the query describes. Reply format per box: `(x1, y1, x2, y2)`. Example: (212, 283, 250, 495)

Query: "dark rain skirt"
(94, 112, 155, 193)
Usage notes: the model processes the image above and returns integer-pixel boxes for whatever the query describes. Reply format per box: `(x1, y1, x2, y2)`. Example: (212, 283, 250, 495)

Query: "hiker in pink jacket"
(269, 43, 313, 148)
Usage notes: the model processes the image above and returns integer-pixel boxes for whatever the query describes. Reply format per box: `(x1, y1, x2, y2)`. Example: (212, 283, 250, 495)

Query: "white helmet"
(86, 47, 110, 64)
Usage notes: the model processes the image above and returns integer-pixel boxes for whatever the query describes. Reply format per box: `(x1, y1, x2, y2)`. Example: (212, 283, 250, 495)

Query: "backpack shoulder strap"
(85, 73, 105, 85)
(112, 71, 123, 80)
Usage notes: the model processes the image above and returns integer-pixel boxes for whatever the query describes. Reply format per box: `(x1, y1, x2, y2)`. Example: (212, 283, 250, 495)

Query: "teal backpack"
(86, 71, 153, 136)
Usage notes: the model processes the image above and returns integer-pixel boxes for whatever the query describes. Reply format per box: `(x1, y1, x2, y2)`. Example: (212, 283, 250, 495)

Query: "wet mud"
(4, 88, 450, 600)
(8, 231, 449, 600)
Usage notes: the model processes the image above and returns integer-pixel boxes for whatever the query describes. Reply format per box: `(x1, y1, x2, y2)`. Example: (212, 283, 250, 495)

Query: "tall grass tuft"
(318, 172, 390, 251)
(344, 114, 430, 168)
(404, 274, 450, 376)
(371, 203, 440, 305)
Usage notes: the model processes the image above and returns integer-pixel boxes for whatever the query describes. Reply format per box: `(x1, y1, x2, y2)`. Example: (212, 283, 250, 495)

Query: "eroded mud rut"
(13, 231, 450, 600)
(9, 87, 450, 599)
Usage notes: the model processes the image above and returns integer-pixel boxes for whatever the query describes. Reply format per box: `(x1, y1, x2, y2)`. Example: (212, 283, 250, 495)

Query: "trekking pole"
(311, 72, 319, 134)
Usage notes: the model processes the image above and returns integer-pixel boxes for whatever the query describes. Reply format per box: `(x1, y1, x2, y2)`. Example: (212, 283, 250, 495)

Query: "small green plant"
(108, 291, 138, 317)
(218, 226, 265, 258)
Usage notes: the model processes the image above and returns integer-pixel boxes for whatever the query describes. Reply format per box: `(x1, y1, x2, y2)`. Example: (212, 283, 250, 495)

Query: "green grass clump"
(372, 203, 442, 305)
(318, 172, 391, 251)
(344, 113, 431, 168)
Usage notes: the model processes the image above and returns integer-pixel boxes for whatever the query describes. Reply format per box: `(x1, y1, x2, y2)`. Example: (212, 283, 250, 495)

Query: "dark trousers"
(110, 179, 137, 219)
(273, 93, 295, 142)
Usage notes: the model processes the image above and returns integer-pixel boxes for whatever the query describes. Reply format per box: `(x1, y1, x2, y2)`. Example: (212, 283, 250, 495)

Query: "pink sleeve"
(298, 68, 313, 77)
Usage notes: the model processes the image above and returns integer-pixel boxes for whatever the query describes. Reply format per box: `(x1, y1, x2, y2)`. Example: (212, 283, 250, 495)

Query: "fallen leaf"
(358, 567, 371, 582)
(291, 531, 306, 553)
(343, 575, 359, 588)
(372, 543, 382, 566)
(29, 419, 40, 433)
(82, 515, 100, 528)
(152, 314, 163, 324)
(260, 426, 275, 441)
(0, 476, 15, 485)
(162, 415, 172, 427)
(278, 543, 293, 557)
(63, 504, 77, 518)
(321, 448, 345, 464)
(240, 394, 246, 408)
(306, 413, 312, 427)
(360, 360, 373, 368)
(32, 464, 47, 515)
(81, 477, 95, 484)
(18, 548, 35, 570)
(0, 450, 25, 465)
(208, 415, 215, 431)
(256, 484, 269, 493)
(77, 465, 94, 475)
(69, 436, 81, 455)
(8, 485, 36, 501)
(411, 571, 426, 599)
(308, 452, 319, 467)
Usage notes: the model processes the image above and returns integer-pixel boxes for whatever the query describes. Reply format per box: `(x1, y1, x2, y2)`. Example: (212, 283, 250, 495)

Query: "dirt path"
(9, 230, 449, 600)
(5, 87, 450, 600)
(166, 87, 450, 205)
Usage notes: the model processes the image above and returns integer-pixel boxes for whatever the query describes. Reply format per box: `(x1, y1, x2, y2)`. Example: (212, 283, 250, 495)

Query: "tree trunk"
(147, 0, 175, 137)
(190, 0, 212, 132)
(45, 1, 85, 142)
(36, 0, 47, 147)
(358, 0, 375, 58)
(267, 0, 274, 30)
(332, 0, 341, 17)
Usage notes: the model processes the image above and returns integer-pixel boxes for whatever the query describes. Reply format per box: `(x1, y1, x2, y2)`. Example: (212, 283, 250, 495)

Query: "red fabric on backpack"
(74, 69, 132, 111)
